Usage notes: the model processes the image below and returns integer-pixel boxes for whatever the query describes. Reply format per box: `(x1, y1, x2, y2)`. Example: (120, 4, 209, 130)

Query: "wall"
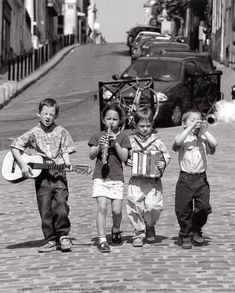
(0, 0, 2, 63)
(8, 0, 32, 54)
(64, 0, 77, 36)
(211, 0, 235, 67)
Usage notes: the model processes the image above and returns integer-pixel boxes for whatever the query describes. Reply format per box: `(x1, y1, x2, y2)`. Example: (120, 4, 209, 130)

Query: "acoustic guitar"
(1, 151, 92, 183)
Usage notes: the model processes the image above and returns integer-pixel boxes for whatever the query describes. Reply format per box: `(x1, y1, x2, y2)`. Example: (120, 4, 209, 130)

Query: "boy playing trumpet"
(172, 109, 217, 249)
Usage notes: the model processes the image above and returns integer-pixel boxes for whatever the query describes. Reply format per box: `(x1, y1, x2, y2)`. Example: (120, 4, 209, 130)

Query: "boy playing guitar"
(11, 98, 76, 253)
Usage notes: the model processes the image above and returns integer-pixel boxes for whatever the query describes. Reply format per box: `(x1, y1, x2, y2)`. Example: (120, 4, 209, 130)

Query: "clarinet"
(102, 125, 111, 164)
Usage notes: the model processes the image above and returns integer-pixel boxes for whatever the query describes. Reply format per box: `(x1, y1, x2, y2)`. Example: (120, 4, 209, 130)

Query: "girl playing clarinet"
(88, 103, 131, 253)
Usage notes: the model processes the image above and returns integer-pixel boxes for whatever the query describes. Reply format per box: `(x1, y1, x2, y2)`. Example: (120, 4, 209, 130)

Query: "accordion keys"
(132, 150, 164, 178)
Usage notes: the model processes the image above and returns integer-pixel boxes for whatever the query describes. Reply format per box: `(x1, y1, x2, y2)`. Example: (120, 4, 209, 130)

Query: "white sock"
(98, 235, 106, 243)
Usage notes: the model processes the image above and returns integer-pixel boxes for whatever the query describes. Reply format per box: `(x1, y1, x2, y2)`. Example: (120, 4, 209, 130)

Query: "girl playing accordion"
(126, 107, 171, 247)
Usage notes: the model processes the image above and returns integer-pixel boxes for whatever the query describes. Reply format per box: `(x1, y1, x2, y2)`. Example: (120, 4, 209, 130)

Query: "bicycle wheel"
(134, 87, 159, 120)
(117, 94, 135, 129)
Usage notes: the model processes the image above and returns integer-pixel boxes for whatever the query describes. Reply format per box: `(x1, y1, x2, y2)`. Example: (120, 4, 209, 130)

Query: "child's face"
(136, 119, 153, 137)
(184, 112, 202, 130)
(103, 109, 120, 130)
(37, 105, 57, 127)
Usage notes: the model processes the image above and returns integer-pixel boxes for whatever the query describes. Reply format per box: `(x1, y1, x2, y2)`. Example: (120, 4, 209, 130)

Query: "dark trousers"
(35, 170, 71, 241)
(175, 171, 212, 238)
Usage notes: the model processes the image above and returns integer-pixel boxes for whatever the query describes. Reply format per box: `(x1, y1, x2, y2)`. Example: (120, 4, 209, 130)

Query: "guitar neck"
(30, 163, 69, 171)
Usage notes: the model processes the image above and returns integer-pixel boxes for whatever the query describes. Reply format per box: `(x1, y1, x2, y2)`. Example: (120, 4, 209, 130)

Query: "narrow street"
(0, 43, 235, 292)
(0, 43, 130, 150)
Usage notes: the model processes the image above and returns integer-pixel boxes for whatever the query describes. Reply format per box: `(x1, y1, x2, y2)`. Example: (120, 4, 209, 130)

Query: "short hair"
(181, 109, 202, 124)
(101, 103, 125, 127)
(38, 98, 59, 116)
(134, 107, 154, 125)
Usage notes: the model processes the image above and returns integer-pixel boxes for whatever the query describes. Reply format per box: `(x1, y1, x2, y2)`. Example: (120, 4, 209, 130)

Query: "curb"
(0, 43, 80, 110)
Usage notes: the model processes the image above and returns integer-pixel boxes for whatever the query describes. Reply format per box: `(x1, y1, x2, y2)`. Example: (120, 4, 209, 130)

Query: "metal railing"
(8, 34, 75, 81)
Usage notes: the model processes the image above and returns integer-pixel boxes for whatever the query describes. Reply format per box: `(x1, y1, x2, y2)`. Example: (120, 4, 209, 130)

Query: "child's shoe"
(193, 232, 204, 246)
(132, 236, 144, 247)
(181, 237, 192, 249)
(145, 226, 156, 242)
(60, 236, 72, 252)
(111, 228, 123, 246)
(38, 240, 57, 253)
(98, 241, 111, 253)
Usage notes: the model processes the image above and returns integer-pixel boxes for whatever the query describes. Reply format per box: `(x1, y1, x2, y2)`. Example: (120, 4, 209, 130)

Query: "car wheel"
(170, 103, 182, 126)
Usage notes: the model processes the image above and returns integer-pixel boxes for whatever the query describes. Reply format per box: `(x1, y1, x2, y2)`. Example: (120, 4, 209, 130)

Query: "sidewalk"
(0, 44, 79, 109)
(211, 60, 235, 100)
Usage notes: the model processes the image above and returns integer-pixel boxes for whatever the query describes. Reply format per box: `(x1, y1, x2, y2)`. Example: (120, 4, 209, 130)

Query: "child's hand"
(126, 158, 133, 167)
(99, 135, 109, 147)
(156, 160, 165, 170)
(199, 120, 208, 135)
(109, 130, 118, 141)
(192, 119, 202, 129)
(155, 160, 166, 177)
(64, 165, 73, 172)
(191, 119, 203, 135)
(22, 164, 33, 178)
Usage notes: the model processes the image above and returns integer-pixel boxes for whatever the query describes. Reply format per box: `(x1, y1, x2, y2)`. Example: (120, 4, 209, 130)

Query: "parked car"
(160, 51, 216, 72)
(126, 25, 161, 54)
(145, 42, 191, 57)
(131, 34, 171, 62)
(141, 40, 190, 57)
(131, 31, 163, 53)
(112, 54, 223, 126)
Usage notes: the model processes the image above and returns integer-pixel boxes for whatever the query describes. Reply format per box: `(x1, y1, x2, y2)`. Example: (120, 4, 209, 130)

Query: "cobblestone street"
(0, 121, 235, 292)
(0, 43, 235, 292)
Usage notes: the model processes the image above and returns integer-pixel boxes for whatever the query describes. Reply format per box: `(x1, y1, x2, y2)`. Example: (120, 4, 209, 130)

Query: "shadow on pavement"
(6, 239, 45, 249)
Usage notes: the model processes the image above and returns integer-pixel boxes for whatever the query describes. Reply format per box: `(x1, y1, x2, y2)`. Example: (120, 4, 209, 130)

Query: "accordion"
(132, 150, 165, 178)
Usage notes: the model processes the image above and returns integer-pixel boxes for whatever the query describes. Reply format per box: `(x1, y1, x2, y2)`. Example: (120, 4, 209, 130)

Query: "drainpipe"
(185, 1, 191, 45)
(220, 0, 225, 63)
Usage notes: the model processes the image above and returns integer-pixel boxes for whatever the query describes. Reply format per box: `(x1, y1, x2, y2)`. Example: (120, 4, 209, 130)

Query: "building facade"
(211, 0, 235, 67)
(25, 0, 60, 48)
(0, 0, 89, 71)
(0, 0, 32, 66)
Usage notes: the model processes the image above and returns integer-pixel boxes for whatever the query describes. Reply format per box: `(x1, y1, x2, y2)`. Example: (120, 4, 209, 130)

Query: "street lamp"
(93, 3, 97, 22)
(92, 3, 100, 44)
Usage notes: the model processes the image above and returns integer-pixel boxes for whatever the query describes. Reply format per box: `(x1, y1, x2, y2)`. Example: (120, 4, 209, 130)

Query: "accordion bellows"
(132, 150, 164, 178)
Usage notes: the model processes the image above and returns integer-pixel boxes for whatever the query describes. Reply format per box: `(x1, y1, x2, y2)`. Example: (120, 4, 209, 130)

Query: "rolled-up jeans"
(175, 171, 212, 238)
(35, 169, 71, 241)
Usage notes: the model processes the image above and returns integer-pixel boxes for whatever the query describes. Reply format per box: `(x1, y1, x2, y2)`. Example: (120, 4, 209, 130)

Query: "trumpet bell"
(206, 114, 217, 125)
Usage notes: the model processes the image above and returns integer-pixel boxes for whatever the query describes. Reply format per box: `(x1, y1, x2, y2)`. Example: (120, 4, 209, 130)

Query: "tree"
(83, 0, 91, 16)
(165, 0, 189, 20)
(152, 0, 209, 36)
(152, 0, 188, 35)
(191, 0, 208, 19)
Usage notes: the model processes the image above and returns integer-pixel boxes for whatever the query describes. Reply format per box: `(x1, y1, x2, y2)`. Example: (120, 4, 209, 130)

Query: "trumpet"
(206, 114, 218, 125)
(205, 100, 235, 125)
(102, 125, 111, 164)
